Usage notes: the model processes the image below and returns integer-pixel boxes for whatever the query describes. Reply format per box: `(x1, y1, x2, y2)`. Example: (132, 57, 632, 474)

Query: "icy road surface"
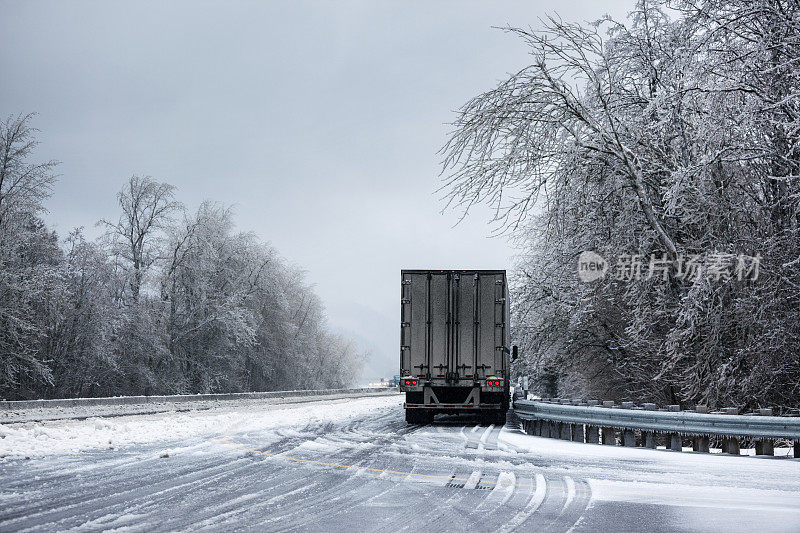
(1, 394, 799, 532)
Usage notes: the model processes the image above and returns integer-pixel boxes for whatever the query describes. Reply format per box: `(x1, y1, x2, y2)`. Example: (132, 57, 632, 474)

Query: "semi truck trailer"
(399, 269, 517, 425)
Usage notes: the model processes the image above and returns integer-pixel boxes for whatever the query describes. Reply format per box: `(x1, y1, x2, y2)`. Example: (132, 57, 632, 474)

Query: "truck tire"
(494, 411, 507, 426)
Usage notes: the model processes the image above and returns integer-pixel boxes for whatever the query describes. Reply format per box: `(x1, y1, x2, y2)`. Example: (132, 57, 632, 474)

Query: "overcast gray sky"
(2, 0, 632, 382)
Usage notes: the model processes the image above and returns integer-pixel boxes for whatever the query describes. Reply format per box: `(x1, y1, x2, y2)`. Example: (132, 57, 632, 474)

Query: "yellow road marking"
(211, 436, 591, 494)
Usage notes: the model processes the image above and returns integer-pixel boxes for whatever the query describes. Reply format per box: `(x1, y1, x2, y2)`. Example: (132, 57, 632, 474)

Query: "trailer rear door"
(401, 270, 507, 382)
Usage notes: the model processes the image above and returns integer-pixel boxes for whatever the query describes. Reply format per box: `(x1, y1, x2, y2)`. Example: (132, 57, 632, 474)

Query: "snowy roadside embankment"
(499, 425, 800, 517)
(0, 394, 403, 459)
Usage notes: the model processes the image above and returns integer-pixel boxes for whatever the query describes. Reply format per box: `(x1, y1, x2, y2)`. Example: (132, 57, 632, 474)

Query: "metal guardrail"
(0, 387, 395, 411)
(0, 387, 400, 423)
(514, 400, 800, 440)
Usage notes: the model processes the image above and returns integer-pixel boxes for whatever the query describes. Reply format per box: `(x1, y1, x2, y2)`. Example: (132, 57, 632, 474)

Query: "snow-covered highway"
(1, 394, 799, 532)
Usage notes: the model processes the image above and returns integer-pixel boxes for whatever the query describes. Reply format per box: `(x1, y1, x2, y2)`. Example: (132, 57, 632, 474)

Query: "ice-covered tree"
(442, 0, 800, 409)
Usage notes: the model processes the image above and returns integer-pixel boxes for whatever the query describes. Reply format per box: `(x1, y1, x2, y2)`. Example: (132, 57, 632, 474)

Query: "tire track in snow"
(2, 398, 597, 532)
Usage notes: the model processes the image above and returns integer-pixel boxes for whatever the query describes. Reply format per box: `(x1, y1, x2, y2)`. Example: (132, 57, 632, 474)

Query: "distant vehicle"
(399, 270, 517, 425)
(390, 375, 402, 387)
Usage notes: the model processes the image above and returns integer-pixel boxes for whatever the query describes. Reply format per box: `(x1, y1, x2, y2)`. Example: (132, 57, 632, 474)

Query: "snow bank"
(0, 395, 403, 459)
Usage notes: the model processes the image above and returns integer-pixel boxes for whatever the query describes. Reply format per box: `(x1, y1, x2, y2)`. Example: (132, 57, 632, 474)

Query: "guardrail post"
(642, 403, 657, 448)
(755, 439, 774, 456)
(572, 424, 584, 442)
(622, 428, 635, 447)
(584, 401, 599, 444)
(556, 400, 573, 440)
(601, 400, 616, 445)
(722, 437, 740, 455)
(667, 405, 682, 451)
(602, 426, 616, 445)
(560, 422, 572, 440)
(721, 408, 740, 455)
(693, 436, 710, 452)
(570, 399, 584, 442)
(755, 408, 774, 456)
(692, 406, 710, 452)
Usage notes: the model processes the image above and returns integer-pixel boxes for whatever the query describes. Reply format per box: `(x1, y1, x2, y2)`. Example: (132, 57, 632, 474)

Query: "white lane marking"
(464, 470, 482, 490)
(476, 471, 516, 512)
(533, 474, 547, 508)
(497, 473, 547, 532)
(494, 471, 516, 506)
(476, 424, 494, 452)
(563, 476, 576, 511)
(479, 425, 494, 444)
(566, 480, 595, 533)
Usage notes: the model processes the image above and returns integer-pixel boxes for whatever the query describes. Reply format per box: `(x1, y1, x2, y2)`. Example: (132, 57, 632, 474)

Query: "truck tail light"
(405, 380, 411, 385)
(412, 380, 417, 385)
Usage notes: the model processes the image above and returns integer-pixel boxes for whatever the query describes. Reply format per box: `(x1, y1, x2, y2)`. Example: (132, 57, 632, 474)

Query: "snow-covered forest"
(442, 0, 800, 409)
(0, 114, 360, 400)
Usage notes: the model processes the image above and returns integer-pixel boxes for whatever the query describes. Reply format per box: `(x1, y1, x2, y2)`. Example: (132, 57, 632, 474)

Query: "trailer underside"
(404, 386, 508, 425)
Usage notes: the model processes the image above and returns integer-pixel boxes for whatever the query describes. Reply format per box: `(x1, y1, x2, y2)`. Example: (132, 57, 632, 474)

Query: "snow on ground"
(0, 394, 404, 459)
(498, 425, 800, 519)
(2, 399, 799, 531)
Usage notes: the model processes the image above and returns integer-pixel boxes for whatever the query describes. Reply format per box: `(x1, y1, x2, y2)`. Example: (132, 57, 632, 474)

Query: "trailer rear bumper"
(404, 385, 508, 412)
(404, 403, 503, 409)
